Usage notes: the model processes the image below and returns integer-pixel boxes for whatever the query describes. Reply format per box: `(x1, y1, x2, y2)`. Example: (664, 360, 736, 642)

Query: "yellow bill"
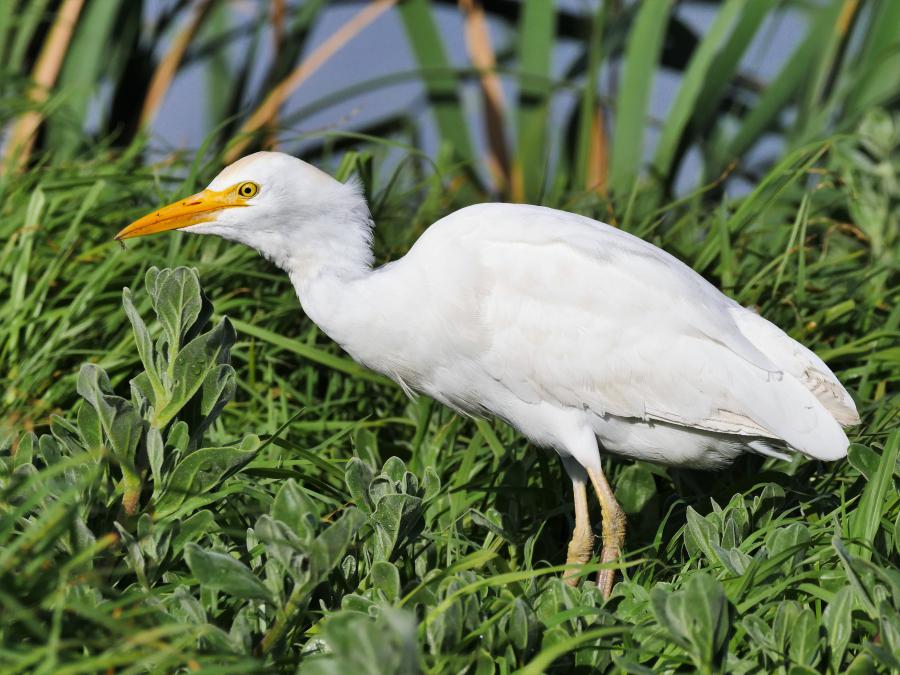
(115, 187, 247, 241)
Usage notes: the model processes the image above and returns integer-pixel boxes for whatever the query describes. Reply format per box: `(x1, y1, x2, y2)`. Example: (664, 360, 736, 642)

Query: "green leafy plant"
(76, 266, 244, 515)
(1, 249, 898, 672)
(0, 266, 375, 669)
(650, 573, 731, 674)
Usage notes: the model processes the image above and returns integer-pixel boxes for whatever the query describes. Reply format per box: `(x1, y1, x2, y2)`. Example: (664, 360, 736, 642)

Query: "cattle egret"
(116, 152, 859, 597)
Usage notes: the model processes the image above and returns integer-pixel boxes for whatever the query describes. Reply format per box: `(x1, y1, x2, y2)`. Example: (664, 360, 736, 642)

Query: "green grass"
(2, 2, 899, 672)
(1, 108, 898, 673)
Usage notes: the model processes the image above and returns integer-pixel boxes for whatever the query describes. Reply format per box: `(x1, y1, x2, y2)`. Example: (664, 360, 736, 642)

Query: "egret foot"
(587, 466, 626, 599)
(563, 479, 594, 586)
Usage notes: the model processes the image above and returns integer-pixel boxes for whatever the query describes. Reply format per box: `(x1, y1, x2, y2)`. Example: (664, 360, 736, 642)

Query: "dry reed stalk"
(226, 0, 397, 163)
(139, 0, 215, 129)
(459, 0, 510, 194)
(586, 105, 608, 193)
(265, 0, 287, 151)
(3, 0, 85, 171)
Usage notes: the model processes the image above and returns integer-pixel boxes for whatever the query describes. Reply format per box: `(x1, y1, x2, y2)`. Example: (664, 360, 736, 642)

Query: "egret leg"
(563, 478, 594, 586)
(586, 465, 625, 599)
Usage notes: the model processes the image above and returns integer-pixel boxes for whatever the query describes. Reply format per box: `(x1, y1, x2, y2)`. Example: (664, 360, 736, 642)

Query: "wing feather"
(729, 307, 860, 426)
(442, 204, 853, 460)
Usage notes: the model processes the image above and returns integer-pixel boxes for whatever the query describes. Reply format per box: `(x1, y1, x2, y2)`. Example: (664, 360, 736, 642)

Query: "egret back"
(405, 203, 856, 462)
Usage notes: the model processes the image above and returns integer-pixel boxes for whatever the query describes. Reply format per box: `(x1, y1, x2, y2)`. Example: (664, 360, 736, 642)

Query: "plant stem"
(258, 582, 312, 655)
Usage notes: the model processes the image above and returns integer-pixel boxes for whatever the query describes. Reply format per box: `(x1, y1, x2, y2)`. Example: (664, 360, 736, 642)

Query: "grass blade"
(693, 140, 830, 273)
(229, 317, 394, 387)
(574, 4, 608, 193)
(518, 627, 631, 675)
(609, 0, 672, 197)
(512, 0, 556, 202)
(398, 0, 476, 171)
(848, 430, 900, 560)
(651, 0, 744, 182)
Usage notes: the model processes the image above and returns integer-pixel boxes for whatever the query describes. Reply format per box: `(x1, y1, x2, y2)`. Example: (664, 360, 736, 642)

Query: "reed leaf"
(574, 4, 607, 193)
(398, 0, 475, 171)
(651, 0, 743, 184)
(46, 0, 121, 159)
(844, 0, 900, 117)
(608, 0, 672, 197)
(717, 0, 848, 170)
(512, 0, 556, 202)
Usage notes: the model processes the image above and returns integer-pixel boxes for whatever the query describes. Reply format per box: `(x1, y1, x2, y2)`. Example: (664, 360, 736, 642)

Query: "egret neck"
(257, 182, 388, 367)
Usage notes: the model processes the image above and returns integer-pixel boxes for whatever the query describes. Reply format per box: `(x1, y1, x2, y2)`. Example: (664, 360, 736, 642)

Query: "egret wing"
(729, 307, 859, 426)
(454, 205, 849, 460)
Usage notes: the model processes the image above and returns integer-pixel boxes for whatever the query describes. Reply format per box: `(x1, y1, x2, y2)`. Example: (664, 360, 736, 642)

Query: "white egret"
(116, 152, 859, 597)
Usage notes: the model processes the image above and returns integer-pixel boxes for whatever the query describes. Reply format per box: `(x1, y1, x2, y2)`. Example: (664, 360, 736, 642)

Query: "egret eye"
(237, 181, 259, 199)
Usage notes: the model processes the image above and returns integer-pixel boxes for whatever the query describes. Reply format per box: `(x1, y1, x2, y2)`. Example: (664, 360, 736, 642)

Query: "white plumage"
(117, 152, 859, 596)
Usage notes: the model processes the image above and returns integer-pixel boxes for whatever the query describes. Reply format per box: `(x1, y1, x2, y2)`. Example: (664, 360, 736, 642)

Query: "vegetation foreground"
(1, 0, 898, 671)
(0, 107, 897, 674)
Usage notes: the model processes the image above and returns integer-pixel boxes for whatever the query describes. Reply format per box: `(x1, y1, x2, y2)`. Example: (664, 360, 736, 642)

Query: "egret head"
(115, 152, 372, 273)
